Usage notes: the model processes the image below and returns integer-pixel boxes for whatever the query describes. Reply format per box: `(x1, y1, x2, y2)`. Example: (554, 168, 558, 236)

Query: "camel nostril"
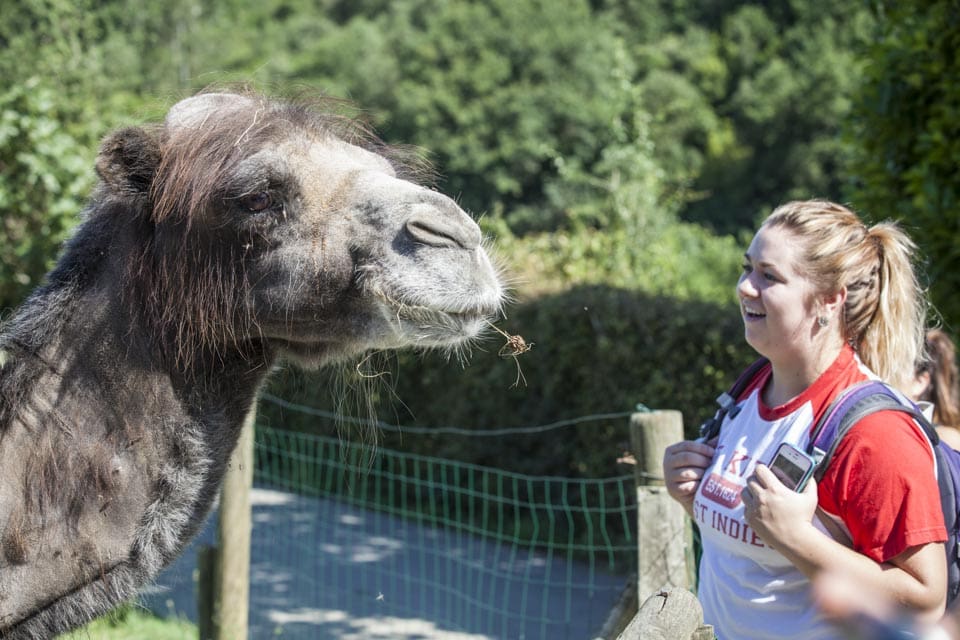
(405, 212, 481, 250)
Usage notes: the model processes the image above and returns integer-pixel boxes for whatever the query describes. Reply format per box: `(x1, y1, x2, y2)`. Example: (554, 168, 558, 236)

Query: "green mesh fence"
(143, 419, 638, 639)
(255, 426, 636, 636)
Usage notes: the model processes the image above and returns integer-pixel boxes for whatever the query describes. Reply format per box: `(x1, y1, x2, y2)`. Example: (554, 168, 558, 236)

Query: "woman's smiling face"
(737, 224, 821, 363)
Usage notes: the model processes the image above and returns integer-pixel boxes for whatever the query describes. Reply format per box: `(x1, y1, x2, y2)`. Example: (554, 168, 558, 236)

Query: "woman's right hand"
(662, 439, 716, 514)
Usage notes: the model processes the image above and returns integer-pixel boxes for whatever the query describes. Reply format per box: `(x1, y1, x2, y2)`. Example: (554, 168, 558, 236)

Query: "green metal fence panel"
(251, 425, 637, 638)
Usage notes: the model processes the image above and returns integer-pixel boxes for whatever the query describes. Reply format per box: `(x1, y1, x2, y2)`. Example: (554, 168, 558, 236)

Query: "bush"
(0, 79, 94, 313)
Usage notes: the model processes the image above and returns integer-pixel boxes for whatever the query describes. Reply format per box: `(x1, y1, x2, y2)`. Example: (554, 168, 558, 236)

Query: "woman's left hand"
(741, 464, 819, 550)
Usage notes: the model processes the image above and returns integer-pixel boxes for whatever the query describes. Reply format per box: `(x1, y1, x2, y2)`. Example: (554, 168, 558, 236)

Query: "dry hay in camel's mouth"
(486, 320, 533, 388)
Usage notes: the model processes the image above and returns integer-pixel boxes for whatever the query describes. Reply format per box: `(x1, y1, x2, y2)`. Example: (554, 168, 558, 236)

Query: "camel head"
(95, 91, 505, 369)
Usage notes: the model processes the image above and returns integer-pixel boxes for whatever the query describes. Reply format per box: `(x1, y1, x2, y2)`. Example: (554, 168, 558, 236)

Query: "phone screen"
(770, 443, 814, 491)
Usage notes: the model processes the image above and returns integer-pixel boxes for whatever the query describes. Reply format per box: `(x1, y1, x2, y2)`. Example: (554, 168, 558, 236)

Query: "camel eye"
(241, 191, 273, 213)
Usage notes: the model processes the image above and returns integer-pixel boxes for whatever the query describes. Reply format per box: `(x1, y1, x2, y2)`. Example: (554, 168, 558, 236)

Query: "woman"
(663, 200, 947, 639)
(911, 328, 960, 450)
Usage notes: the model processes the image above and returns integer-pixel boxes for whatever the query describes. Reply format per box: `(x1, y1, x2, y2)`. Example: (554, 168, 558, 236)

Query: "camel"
(0, 90, 504, 638)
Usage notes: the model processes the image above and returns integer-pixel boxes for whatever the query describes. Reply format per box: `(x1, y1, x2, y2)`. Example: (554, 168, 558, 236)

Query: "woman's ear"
(822, 287, 848, 323)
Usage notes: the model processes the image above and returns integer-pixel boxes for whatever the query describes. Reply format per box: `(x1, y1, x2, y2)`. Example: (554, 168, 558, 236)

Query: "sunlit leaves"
(0, 81, 93, 312)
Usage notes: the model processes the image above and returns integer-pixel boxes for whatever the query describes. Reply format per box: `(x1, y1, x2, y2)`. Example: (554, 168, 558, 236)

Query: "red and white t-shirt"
(694, 345, 946, 639)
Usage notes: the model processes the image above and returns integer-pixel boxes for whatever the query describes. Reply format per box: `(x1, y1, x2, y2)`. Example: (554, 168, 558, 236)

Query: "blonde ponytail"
(855, 223, 926, 388)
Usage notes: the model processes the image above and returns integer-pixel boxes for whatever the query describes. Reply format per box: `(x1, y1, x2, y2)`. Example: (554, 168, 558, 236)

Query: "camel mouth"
(385, 300, 500, 344)
(368, 276, 501, 327)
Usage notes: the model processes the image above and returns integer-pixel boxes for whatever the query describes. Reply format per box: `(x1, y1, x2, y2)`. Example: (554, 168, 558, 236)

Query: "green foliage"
(496, 222, 742, 304)
(845, 0, 960, 331)
(0, 0, 165, 312)
(0, 80, 94, 313)
(0, 0, 882, 250)
(623, 1, 876, 235)
(630, 24, 737, 195)
(0, 0, 157, 122)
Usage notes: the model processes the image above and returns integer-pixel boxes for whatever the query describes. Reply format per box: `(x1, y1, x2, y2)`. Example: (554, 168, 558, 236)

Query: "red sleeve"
(817, 409, 947, 563)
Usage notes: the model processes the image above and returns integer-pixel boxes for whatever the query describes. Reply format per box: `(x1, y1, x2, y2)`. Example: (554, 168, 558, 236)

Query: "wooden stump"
(616, 586, 713, 640)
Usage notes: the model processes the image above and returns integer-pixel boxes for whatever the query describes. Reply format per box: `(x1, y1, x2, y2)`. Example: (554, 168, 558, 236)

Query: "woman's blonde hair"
(762, 200, 927, 389)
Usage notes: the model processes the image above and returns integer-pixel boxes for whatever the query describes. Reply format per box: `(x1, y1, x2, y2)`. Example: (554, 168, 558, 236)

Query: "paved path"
(139, 487, 628, 639)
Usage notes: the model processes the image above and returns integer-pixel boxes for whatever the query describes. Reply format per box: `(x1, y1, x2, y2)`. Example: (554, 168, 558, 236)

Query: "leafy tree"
(0, 0, 163, 123)
(615, 1, 875, 235)
(0, 0, 170, 312)
(0, 81, 94, 314)
(846, 0, 960, 331)
(629, 26, 738, 204)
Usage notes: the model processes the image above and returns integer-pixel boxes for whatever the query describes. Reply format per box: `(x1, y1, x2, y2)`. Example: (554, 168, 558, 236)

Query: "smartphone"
(768, 442, 816, 492)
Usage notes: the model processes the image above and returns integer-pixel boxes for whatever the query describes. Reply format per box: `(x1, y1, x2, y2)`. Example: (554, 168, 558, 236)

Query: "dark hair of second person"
(911, 328, 960, 449)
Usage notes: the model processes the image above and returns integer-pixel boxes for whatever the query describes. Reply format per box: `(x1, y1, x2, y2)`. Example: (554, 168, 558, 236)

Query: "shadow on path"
(140, 487, 628, 639)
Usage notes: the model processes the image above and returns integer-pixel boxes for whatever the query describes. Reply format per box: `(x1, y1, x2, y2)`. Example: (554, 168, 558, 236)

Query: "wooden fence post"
(196, 544, 217, 640)
(629, 410, 695, 598)
(210, 406, 255, 640)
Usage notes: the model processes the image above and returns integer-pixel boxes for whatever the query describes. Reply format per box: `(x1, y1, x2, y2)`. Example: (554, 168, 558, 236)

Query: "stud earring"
(817, 316, 829, 328)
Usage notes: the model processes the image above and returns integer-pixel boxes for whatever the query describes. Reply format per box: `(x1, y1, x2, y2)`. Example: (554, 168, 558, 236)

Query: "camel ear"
(95, 127, 161, 197)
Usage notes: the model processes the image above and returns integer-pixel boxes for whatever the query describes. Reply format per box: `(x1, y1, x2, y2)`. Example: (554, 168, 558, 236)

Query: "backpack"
(698, 358, 960, 606)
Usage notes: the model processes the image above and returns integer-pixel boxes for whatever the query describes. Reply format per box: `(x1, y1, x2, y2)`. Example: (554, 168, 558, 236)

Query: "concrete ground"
(139, 487, 629, 639)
